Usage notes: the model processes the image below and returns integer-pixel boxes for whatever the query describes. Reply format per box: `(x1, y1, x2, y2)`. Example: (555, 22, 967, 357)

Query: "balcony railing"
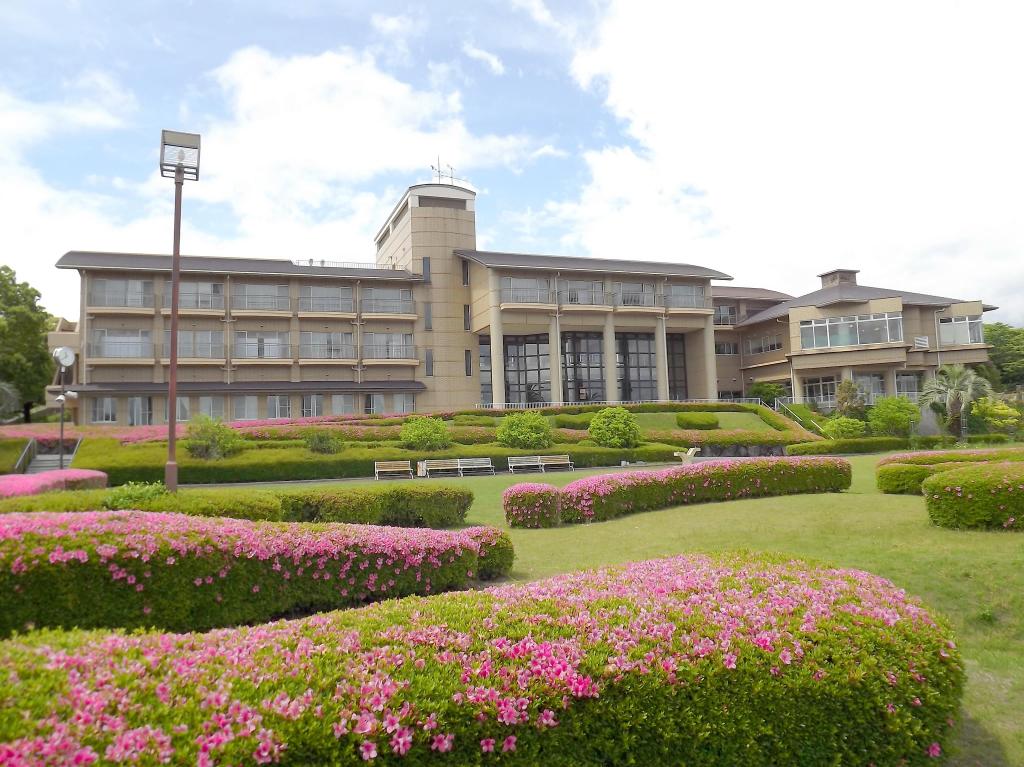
(500, 288, 554, 304)
(615, 292, 660, 307)
(298, 297, 355, 312)
(160, 343, 226, 359)
(88, 290, 154, 308)
(232, 342, 292, 359)
(231, 295, 291, 311)
(179, 294, 225, 310)
(361, 298, 415, 314)
(362, 344, 417, 360)
(87, 341, 153, 358)
(897, 391, 921, 403)
(558, 289, 608, 306)
(664, 294, 713, 309)
(299, 343, 356, 359)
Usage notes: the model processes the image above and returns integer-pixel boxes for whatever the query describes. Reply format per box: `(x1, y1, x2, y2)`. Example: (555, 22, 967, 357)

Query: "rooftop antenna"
(430, 156, 443, 183)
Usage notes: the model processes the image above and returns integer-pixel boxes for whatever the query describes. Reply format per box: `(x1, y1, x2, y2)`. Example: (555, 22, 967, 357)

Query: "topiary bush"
(184, 415, 244, 459)
(452, 414, 497, 427)
(304, 429, 344, 454)
(467, 527, 515, 580)
(553, 412, 595, 430)
(875, 462, 977, 495)
(559, 457, 851, 524)
(400, 416, 451, 450)
(0, 511, 509, 634)
(503, 483, 561, 528)
(868, 396, 922, 437)
(0, 468, 107, 499)
(922, 462, 1024, 530)
(821, 416, 867, 440)
(877, 446, 1024, 467)
(0, 553, 963, 766)
(675, 412, 719, 430)
(786, 437, 910, 455)
(496, 411, 553, 449)
(588, 407, 642, 448)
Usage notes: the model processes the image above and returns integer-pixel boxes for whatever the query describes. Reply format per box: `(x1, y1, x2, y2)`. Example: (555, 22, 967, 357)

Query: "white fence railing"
(477, 397, 766, 410)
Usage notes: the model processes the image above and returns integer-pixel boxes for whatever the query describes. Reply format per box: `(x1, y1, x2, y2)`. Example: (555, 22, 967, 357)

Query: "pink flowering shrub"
(558, 456, 851, 524)
(0, 512, 512, 634)
(922, 462, 1024, 530)
(0, 469, 107, 499)
(503, 484, 561, 528)
(878, 447, 1024, 467)
(876, 447, 1024, 495)
(0, 553, 962, 765)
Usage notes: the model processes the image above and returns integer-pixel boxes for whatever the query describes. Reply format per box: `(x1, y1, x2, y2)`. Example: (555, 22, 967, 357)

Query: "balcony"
(159, 343, 226, 361)
(87, 290, 154, 311)
(178, 294, 225, 310)
(299, 343, 357, 360)
(557, 289, 609, 308)
(500, 288, 555, 304)
(298, 297, 355, 313)
(232, 342, 292, 361)
(614, 292, 661, 310)
(665, 294, 713, 310)
(362, 344, 418, 363)
(231, 295, 291, 312)
(87, 341, 153, 360)
(361, 298, 415, 315)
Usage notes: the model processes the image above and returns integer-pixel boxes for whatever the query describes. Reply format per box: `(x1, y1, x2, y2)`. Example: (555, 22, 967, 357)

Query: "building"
(47, 183, 995, 424)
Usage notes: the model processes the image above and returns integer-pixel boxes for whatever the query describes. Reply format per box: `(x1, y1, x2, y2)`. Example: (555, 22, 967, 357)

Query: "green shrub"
(452, 414, 496, 427)
(835, 380, 867, 419)
(503, 483, 561, 528)
(786, 437, 910, 455)
(183, 415, 244, 459)
(496, 411, 553, 449)
(0, 552, 963, 766)
(868, 396, 922, 437)
(970, 396, 1021, 433)
(965, 433, 1012, 445)
(0, 511, 506, 634)
(923, 462, 1024, 530)
(552, 412, 595, 430)
(560, 457, 851, 523)
(875, 462, 975, 495)
(910, 435, 958, 450)
(102, 481, 168, 509)
(588, 407, 642, 448)
(0, 438, 29, 474)
(399, 416, 451, 450)
(303, 429, 343, 454)
(876, 446, 1024, 467)
(821, 416, 867, 440)
(447, 426, 497, 445)
(675, 412, 719, 430)
(748, 381, 787, 403)
(468, 527, 515, 579)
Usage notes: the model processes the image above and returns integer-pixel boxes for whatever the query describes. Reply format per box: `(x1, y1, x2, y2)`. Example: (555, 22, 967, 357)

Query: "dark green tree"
(0, 266, 54, 422)
(984, 322, 1024, 387)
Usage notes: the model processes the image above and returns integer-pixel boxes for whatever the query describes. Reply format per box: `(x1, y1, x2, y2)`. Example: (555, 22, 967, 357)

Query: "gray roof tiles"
(455, 249, 732, 280)
(711, 285, 792, 301)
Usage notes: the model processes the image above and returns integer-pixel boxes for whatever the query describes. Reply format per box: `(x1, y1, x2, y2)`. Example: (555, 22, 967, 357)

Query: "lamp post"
(52, 347, 77, 469)
(160, 130, 201, 492)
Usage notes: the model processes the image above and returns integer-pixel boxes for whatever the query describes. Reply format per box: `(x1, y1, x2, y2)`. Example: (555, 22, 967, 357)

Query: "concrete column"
(703, 316, 717, 399)
(655, 314, 669, 400)
(841, 366, 854, 382)
(793, 371, 804, 403)
(885, 368, 898, 397)
(548, 313, 563, 405)
(488, 271, 506, 406)
(603, 311, 618, 403)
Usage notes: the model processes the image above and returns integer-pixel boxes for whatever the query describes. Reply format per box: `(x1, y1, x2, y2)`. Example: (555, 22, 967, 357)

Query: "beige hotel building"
(47, 183, 994, 425)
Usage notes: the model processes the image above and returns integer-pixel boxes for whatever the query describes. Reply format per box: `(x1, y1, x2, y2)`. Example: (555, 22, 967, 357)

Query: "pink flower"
(390, 728, 412, 756)
(723, 653, 737, 669)
(928, 742, 942, 757)
(360, 740, 377, 761)
(502, 735, 517, 753)
(431, 733, 454, 752)
(480, 738, 495, 753)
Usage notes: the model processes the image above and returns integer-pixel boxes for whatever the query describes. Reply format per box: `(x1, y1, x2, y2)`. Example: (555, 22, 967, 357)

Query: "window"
(199, 396, 225, 419)
(299, 285, 353, 312)
(896, 373, 921, 397)
(424, 302, 432, 330)
(302, 394, 324, 417)
(365, 393, 385, 414)
(715, 341, 739, 355)
(232, 284, 289, 311)
(164, 329, 224, 358)
(362, 332, 413, 359)
(299, 331, 354, 359)
(718, 390, 743, 400)
(616, 332, 658, 401)
(939, 315, 983, 345)
(465, 349, 473, 376)
(362, 287, 413, 313)
(799, 313, 903, 350)
(561, 332, 604, 403)
(714, 305, 738, 325)
(331, 394, 356, 415)
(234, 331, 289, 359)
(803, 376, 837, 406)
(89, 329, 152, 358)
(233, 395, 258, 421)
(665, 283, 706, 308)
(421, 256, 431, 281)
(463, 304, 471, 331)
(127, 397, 152, 426)
(614, 281, 656, 307)
(180, 282, 224, 309)
(504, 334, 551, 404)
(500, 276, 551, 303)
(90, 397, 117, 423)
(425, 349, 434, 376)
(745, 334, 783, 355)
(559, 280, 604, 306)
(479, 337, 492, 406)
(267, 395, 291, 419)
(89, 278, 153, 308)
(854, 373, 885, 403)
(393, 393, 415, 413)
(174, 397, 190, 422)
(461, 260, 470, 286)
(667, 334, 688, 400)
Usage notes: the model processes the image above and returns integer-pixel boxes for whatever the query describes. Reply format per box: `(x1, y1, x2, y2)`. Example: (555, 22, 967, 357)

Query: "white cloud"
(539, 0, 1024, 322)
(462, 42, 505, 75)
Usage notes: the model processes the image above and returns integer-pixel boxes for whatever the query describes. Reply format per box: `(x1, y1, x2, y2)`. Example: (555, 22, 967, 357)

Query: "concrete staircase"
(26, 442, 79, 474)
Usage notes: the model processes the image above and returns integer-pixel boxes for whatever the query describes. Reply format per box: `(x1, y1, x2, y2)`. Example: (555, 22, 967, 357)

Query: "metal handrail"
(158, 343, 226, 359)
(293, 258, 398, 271)
(299, 343, 357, 359)
(500, 288, 555, 304)
(231, 295, 291, 311)
(557, 289, 608, 306)
(615, 292, 659, 307)
(663, 294, 713, 309)
(298, 297, 355, 312)
(87, 341, 154, 358)
(13, 438, 36, 474)
(362, 344, 417, 360)
(774, 398, 829, 437)
(87, 290, 154, 308)
(232, 342, 292, 359)
(179, 293, 225, 309)
(361, 299, 415, 314)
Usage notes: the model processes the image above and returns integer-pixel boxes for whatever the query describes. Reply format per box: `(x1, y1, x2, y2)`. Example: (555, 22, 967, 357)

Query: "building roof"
(64, 380, 426, 396)
(56, 251, 419, 281)
(738, 283, 997, 327)
(712, 285, 792, 301)
(455, 250, 732, 281)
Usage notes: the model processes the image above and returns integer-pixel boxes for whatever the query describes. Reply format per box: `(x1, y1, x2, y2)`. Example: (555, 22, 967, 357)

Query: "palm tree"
(920, 364, 993, 438)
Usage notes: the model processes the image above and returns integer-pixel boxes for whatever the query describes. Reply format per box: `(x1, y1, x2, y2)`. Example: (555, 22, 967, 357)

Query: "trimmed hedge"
(966, 433, 1013, 445)
(0, 511, 511, 634)
(0, 438, 28, 474)
(923, 462, 1024, 530)
(552, 412, 595, 430)
(675, 412, 719, 430)
(452, 414, 496, 427)
(0, 468, 107, 498)
(877, 447, 1024, 468)
(0, 483, 473, 527)
(508, 457, 851, 526)
(0, 552, 963, 765)
(876, 462, 977, 495)
(786, 437, 910, 455)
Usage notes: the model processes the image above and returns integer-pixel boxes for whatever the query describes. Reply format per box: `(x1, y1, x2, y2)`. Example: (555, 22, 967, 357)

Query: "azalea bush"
(503, 483, 561, 528)
(184, 415, 244, 459)
(496, 412, 553, 449)
(0, 553, 962, 765)
(588, 407, 641, 448)
(0, 511, 512, 634)
(558, 457, 851, 524)
(0, 468, 106, 498)
(922, 462, 1024, 530)
(876, 462, 976, 495)
(877, 447, 1024, 468)
(400, 416, 451, 451)
(875, 447, 1024, 495)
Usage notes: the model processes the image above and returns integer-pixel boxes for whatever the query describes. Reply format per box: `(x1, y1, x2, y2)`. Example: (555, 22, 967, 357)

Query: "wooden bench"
(457, 457, 495, 476)
(673, 447, 701, 464)
(374, 460, 414, 480)
(423, 459, 462, 478)
(539, 454, 574, 472)
(508, 455, 544, 474)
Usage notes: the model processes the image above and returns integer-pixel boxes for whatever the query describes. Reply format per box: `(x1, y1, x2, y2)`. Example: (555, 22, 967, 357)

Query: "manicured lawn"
(499, 410, 778, 433)
(323, 455, 1022, 765)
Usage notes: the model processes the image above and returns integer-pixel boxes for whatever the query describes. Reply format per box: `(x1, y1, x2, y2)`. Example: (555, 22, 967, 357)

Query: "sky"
(2, 0, 1023, 323)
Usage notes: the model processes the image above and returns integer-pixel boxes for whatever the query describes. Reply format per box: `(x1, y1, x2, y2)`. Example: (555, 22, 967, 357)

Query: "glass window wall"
(561, 332, 604, 403)
(938, 315, 983, 345)
(799, 313, 903, 350)
(504, 334, 551, 404)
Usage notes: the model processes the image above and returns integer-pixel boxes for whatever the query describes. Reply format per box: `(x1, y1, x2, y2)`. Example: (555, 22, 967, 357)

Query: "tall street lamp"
(160, 130, 201, 492)
(52, 346, 77, 469)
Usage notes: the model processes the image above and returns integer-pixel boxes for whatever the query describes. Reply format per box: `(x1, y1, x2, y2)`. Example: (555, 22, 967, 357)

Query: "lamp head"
(160, 130, 201, 180)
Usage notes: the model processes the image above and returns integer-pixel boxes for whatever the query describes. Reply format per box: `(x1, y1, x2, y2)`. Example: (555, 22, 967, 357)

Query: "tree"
(984, 323, 1024, 387)
(834, 380, 866, 420)
(821, 416, 866, 439)
(970, 397, 1021, 434)
(748, 382, 787, 404)
(920, 364, 993, 438)
(0, 266, 54, 422)
(867, 396, 921, 437)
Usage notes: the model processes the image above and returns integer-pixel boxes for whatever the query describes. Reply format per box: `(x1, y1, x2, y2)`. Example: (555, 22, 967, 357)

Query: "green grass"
(305, 456, 1022, 765)
(0, 438, 29, 475)
(510, 410, 778, 434)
